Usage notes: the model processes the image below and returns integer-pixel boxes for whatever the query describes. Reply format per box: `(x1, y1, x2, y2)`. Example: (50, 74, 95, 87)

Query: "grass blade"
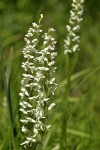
(0, 39, 17, 149)
(67, 128, 90, 139)
(58, 68, 90, 90)
(2, 33, 22, 48)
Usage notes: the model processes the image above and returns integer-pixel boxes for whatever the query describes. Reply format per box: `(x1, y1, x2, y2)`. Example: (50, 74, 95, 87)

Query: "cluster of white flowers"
(64, 0, 84, 54)
(19, 14, 57, 148)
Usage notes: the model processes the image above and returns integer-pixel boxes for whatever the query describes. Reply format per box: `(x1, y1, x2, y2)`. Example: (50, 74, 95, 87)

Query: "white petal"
(48, 103, 56, 110)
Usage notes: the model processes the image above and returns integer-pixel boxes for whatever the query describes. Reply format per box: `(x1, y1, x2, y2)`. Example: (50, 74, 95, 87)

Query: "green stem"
(60, 54, 73, 150)
(36, 135, 43, 150)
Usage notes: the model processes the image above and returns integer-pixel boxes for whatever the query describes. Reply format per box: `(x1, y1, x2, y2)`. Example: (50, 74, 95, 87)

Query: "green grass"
(0, 0, 100, 149)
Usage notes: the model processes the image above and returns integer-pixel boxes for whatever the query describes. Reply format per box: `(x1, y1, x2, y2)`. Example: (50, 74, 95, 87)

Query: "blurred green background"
(0, 0, 100, 149)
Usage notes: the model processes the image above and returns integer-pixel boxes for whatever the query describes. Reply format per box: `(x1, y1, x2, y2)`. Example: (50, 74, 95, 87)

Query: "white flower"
(21, 126, 28, 133)
(48, 103, 56, 110)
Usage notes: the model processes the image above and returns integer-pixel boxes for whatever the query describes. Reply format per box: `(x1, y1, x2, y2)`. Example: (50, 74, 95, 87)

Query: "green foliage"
(0, 0, 100, 149)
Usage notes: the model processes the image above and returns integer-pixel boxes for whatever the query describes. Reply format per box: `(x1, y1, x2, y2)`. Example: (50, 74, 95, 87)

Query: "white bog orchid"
(19, 14, 57, 148)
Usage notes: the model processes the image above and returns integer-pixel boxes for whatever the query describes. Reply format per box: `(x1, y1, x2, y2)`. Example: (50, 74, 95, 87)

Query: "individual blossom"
(19, 14, 57, 149)
(64, 0, 84, 54)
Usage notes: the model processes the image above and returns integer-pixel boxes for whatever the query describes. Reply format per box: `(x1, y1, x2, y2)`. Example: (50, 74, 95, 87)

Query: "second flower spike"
(64, 0, 84, 54)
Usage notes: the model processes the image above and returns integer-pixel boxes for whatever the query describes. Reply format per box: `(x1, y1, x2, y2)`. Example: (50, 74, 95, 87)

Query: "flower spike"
(64, 0, 84, 54)
(19, 14, 57, 149)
